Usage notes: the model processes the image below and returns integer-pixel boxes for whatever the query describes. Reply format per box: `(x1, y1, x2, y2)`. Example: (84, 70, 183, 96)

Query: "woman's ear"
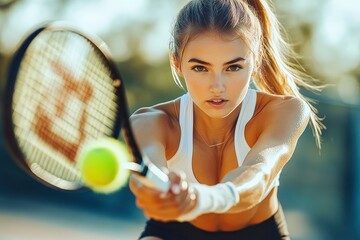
(170, 53, 183, 77)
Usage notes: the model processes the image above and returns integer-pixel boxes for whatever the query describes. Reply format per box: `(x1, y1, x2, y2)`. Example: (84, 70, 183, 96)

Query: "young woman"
(129, 0, 324, 239)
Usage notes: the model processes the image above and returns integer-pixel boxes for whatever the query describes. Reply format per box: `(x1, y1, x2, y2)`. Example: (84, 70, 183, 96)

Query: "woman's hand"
(129, 171, 196, 222)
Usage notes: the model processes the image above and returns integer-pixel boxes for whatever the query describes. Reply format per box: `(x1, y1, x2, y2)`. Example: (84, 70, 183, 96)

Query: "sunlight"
(311, 0, 360, 79)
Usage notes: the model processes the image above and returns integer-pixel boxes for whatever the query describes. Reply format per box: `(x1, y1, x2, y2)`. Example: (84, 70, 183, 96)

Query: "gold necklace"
(196, 130, 231, 148)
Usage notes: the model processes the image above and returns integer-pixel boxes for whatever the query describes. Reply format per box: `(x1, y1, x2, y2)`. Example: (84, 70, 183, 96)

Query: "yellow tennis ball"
(77, 138, 131, 194)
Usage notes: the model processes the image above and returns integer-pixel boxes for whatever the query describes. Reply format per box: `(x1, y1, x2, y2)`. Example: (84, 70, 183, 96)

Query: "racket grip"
(141, 162, 170, 192)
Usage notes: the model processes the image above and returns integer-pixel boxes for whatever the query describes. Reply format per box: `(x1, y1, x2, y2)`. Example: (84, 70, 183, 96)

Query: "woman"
(129, 0, 324, 239)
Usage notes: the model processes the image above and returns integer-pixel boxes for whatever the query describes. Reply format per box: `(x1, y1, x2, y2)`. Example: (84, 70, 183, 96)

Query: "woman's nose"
(210, 73, 225, 94)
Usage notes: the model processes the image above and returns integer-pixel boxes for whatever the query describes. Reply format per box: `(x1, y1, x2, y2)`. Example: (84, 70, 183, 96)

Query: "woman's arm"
(223, 96, 311, 212)
(128, 106, 197, 221)
(129, 107, 170, 169)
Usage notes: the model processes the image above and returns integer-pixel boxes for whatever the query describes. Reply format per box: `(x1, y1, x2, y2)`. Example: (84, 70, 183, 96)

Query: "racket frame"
(3, 22, 125, 190)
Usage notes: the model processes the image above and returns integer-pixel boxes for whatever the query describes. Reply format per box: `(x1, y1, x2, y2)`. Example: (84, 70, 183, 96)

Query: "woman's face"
(176, 31, 255, 119)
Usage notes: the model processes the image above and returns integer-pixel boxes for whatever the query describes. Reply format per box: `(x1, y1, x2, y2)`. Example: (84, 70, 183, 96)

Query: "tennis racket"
(3, 22, 170, 192)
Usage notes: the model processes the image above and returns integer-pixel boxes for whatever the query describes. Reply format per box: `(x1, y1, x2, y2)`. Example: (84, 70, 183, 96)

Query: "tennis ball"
(77, 138, 131, 194)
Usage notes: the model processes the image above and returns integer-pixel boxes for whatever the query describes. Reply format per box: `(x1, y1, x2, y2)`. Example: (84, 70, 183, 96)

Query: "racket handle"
(141, 162, 170, 192)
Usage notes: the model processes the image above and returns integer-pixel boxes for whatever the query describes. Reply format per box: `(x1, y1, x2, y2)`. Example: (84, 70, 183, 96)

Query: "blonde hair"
(169, 0, 325, 148)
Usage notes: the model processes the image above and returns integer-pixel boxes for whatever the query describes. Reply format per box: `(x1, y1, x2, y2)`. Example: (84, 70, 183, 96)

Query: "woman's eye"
(192, 66, 207, 72)
(227, 65, 242, 72)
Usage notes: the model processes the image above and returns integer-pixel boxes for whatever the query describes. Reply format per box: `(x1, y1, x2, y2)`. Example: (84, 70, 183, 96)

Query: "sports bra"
(167, 89, 280, 198)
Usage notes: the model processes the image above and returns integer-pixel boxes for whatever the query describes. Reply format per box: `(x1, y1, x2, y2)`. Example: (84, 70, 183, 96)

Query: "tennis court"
(0, 196, 145, 240)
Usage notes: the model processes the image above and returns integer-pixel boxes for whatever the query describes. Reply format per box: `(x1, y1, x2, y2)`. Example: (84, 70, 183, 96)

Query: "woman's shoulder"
(253, 91, 311, 131)
(130, 98, 180, 128)
(255, 91, 310, 115)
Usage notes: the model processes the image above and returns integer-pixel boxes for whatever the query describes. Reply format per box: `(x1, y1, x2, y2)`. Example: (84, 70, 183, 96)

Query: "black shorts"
(139, 204, 290, 240)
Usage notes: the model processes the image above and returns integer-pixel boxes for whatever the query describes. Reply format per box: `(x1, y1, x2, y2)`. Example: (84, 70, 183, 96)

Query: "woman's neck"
(193, 104, 241, 147)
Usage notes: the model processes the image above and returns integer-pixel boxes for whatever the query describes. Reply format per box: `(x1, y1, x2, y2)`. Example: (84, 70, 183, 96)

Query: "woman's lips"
(206, 98, 228, 108)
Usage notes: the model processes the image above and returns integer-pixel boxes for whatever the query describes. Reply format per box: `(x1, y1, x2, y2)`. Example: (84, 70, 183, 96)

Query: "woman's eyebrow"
(224, 57, 246, 65)
(188, 58, 211, 65)
(188, 57, 246, 65)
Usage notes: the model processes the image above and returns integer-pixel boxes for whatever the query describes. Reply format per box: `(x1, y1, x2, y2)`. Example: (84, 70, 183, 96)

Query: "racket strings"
(17, 125, 80, 182)
(12, 30, 121, 186)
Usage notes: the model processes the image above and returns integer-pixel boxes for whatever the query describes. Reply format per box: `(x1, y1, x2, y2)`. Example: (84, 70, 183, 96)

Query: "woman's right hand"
(129, 171, 196, 222)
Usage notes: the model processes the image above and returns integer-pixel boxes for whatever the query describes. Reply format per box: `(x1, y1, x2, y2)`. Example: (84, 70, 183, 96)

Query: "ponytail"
(245, 0, 325, 148)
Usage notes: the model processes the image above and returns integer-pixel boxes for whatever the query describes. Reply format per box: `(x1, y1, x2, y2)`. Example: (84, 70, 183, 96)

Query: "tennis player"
(129, 0, 324, 239)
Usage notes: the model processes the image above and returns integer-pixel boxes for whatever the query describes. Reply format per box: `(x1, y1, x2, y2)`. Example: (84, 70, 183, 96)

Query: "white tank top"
(167, 89, 280, 198)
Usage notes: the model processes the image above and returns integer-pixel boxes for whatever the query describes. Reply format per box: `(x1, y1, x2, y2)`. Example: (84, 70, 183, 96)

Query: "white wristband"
(177, 182, 240, 222)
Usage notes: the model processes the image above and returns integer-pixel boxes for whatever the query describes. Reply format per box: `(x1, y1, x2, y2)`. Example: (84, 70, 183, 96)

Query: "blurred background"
(0, 0, 359, 239)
